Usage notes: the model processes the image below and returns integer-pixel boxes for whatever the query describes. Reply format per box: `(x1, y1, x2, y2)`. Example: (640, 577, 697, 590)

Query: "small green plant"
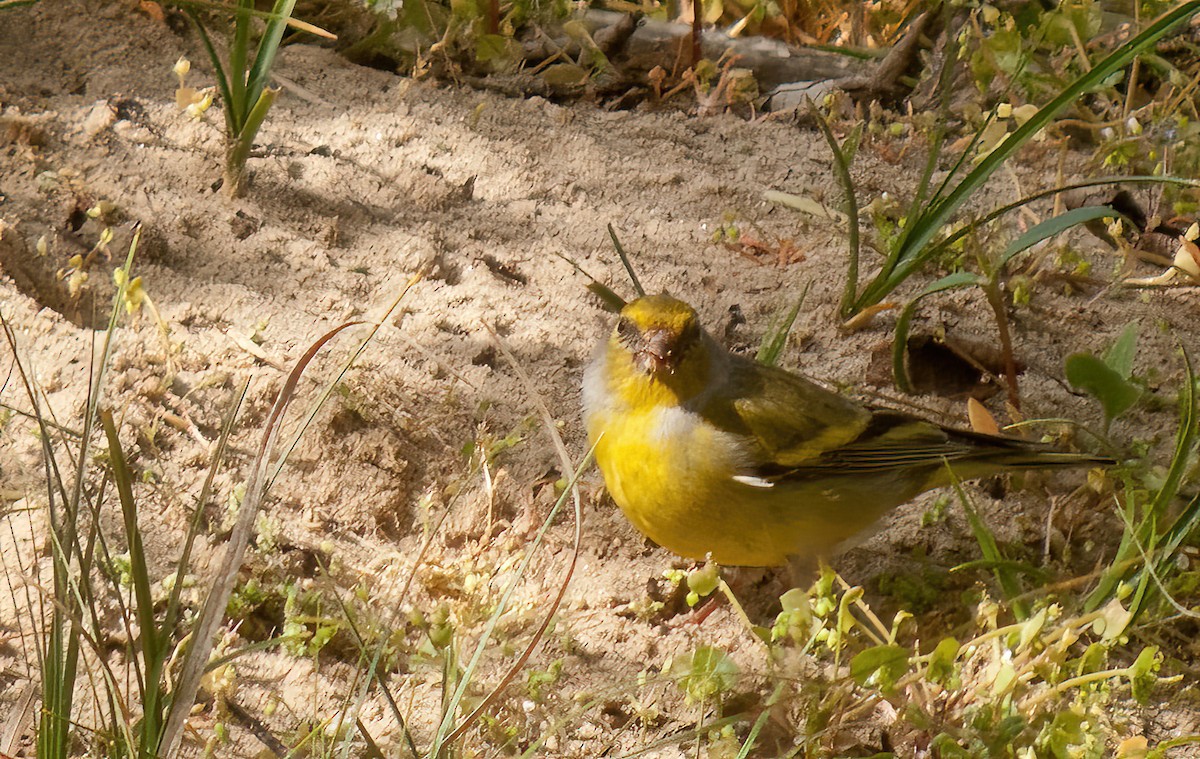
(1, 229, 244, 759)
(180, 0, 331, 197)
(762, 568, 1180, 755)
(1066, 323, 1144, 434)
(1085, 352, 1199, 620)
(669, 646, 739, 705)
(801, 1, 1200, 327)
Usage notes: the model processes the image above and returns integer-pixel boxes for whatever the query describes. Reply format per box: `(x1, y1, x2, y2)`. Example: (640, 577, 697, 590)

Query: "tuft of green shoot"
(1086, 349, 1198, 620)
(180, 0, 332, 197)
(796, 2, 1200, 329)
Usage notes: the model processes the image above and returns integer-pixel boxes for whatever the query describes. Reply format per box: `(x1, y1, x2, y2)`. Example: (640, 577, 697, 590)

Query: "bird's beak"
(635, 327, 677, 375)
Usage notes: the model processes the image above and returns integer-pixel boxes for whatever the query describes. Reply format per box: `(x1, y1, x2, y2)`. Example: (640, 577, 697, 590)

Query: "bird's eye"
(616, 318, 636, 340)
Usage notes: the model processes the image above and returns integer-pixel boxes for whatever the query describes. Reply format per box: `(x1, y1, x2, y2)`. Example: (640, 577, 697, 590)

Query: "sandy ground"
(2, 1, 1199, 756)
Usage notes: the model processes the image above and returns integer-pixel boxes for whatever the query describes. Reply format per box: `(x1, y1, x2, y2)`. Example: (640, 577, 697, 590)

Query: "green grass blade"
(229, 0, 253, 130)
(184, 10, 237, 136)
(809, 101, 861, 318)
(228, 86, 278, 168)
(735, 681, 786, 759)
(162, 381, 247, 639)
(862, 1, 1200, 309)
(1148, 348, 1196, 517)
(100, 410, 166, 752)
(245, 0, 298, 111)
(951, 473, 1028, 620)
(607, 224, 646, 298)
(992, 205, 1126, 276)
(38, 226, 142, 759)
(756, 285, 808, 367)
(925, 176, 1199, 267)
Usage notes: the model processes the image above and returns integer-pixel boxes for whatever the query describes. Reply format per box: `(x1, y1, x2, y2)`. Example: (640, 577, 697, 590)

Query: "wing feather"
(696, 354, 872, 466)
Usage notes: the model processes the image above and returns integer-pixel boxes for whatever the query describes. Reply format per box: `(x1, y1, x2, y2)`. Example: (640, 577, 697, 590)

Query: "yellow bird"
(582, 294, 1112, 567)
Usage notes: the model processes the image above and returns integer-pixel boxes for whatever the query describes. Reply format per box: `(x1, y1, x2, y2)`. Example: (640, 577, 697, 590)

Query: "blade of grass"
(892, 205, 1130, 393)
(607, 224, 646, 298)
(926, 176, 1200, 267)
(245, 0, 299, 107)
(756, 284, 809, 367)
(159, 321, 364, 759)
(892, 3, 966, 278)
(808, 101, 861, 318)
(991, 205, 1127, 276)
(228, 0, 252, 129)
(224, 86, 279, 192)
(950, 470, 1028, 619)
(734, 680, 787, 759)
(168, 0, 332, 34)
(100, 411, 166, 751)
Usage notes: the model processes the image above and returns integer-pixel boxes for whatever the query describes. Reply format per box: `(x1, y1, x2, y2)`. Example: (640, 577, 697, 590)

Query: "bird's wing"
(771, 409, 1076, 479)
(700, 358, 874, 467)
(785, 410, 981, 474)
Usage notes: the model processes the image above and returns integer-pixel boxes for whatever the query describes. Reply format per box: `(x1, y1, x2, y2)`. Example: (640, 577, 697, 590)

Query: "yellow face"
(613, 294, 702, 377)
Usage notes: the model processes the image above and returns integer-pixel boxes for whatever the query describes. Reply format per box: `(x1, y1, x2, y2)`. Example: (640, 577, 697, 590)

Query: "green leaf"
(926, 637, 960, 688)
(930, 734, 972, 759)
(1076, 642, 1106, 676)
(475, 33, 509, 62)
(993, 205, 1123, 276)
(671, 646, 739, 704)
(1128, 645, 1161, 704)
(1103, 323, 1140, 380)
(756, 288, 807, 367)
(540, 63, 590, 86)
(850, 644, 909, 693)
(1065, 353, 1142, 424)
(448, 0, 479, 20)
(1042, 709, 1087, 758)
(686, 563, 720, 598)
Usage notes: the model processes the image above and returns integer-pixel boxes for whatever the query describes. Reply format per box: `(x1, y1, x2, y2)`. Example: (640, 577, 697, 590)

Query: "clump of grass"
(1, 229, 426, 757)
(754, 565, 1181, 755)
(1, 227, 243, 759)
(179, 0, 333, 197)
(796, 1, 1200, 322)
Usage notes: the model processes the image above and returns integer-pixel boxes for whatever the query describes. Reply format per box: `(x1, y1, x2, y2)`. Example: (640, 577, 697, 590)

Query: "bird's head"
(612, 294, 703, 377)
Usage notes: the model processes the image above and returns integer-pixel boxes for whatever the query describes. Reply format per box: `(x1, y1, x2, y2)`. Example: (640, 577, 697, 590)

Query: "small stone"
(83, 100, 116, 139)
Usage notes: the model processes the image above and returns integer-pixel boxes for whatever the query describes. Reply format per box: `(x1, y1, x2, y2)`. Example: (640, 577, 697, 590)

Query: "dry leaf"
(967, 397, 1000, 435)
